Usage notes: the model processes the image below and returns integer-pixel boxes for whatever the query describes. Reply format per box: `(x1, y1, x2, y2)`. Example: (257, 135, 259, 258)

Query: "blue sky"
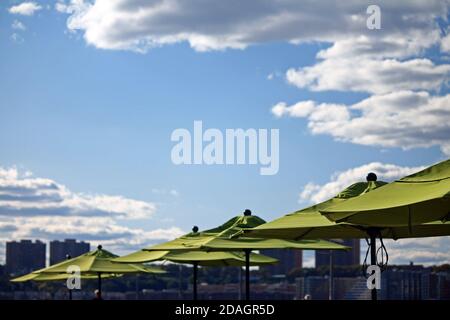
(0, 1, 449, 266)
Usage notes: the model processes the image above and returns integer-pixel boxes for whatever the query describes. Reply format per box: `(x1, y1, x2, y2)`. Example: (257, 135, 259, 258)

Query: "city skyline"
(5, 238, 90, 272)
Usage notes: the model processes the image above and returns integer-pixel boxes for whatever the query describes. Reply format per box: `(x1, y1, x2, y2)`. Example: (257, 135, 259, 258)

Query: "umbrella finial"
(66, 254, 71, 260)
(366, 172, 377, 182)
(192, 226, 199, 233)
(243, 209, 252, 216)
(97, 245, 103, 250)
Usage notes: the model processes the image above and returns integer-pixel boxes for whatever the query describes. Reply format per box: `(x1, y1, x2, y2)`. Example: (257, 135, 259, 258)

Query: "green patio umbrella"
(114, 249, 278, 300)
(23, 245, 165, 298)
(321, 159, 450, 227)
(11, 254, 123, 300)
(247, 172, 450, 300)
(319, 159, 450, 300)
(139, 211, 348, 300)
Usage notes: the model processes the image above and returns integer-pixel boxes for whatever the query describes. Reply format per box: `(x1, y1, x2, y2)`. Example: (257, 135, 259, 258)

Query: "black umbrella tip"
(192, 226, 199, 233)
(66, 254, 71, 259)
(97, 245, 103, 250)
(243, 209, 252, 216)
(366, 172, 377, 182)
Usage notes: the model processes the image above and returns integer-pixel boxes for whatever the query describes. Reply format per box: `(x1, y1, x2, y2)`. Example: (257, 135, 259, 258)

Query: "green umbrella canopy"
(35, 246, 165, 274)
(321, 159, 450, 227)
(247, 211, 450, 240)
(144, 212, 349, 252)
(113, 250, 278, 266)
(145, 211, 347, 301)
(246, 180, 450, 240)
(11, 272, 121, 282)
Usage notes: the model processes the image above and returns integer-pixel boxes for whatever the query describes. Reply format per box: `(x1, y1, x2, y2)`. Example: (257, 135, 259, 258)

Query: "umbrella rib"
(294, 228, 314, 240)
(85, 256, 97, 273)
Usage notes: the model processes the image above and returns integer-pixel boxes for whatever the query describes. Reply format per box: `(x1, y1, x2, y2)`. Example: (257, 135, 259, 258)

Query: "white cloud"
(0, 166, 185, 263)
(257, 4, 450, 158)
(299, 162, 425, 204)
(0, 166, 156, 219)
(11, 20, 26, 31)
(441, 33, 450, 53)
(0, 215, 184, 263)
(55, 1, 69, 13)
(286, 57, 450, 94)
(54, 0, 447, 53)
(272, 91, 450, 155)
(317, 35, 441, 61)
(272, 101, 316, 118)
(9, 2, 42, 16)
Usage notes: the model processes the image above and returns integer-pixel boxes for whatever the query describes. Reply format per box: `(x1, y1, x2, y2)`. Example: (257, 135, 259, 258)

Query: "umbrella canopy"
(246, 171, 450, 301)
(244, 180, 387, 240)
(113, 245, 278, 300)
(39, 245, 165, 274)
(14, 245, 166, 299)
(144, 213, 348, 252)
(140, 210, 348, 300)
(114, 250, 278, 266)
(321, 159, 450, 226)
(246, 183, 450, 241)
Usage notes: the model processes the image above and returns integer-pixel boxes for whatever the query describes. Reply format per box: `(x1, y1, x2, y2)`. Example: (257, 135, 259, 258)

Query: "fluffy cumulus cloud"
(272, 91, 450, 155)
(53, 2, 450, 156)
(286, 57, 450, 95)
(9, 2, 42, 16)
(275, 28, 450, 155)
(53, 0, 447, 53)
(0, 215, 184, 262)
(0, 166, 157, 219)
(0, 215, 183, 251)
(0, 166, 184, 261)
(441, 33, 450, 53)
(299, 162, 425, 204)
(228, 2, 450, 156)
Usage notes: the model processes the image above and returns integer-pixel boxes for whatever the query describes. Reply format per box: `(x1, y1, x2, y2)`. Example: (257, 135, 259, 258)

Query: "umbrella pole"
(329, 250, 333, 300)
(66, 254, 72, 300)
(370, 234, 377, 301)
(193, 262, 198, 300)
(178, 265, 183, 299)
(238, 266, 243, 300)
(98, 272, 102, 297)
(244, 249, 250, 301)
(135, 275, 139, 300)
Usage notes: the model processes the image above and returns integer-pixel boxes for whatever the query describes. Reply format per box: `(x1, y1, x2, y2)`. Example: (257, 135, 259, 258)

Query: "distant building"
(380, 264, 450, 300)
(263, 249, 303, 275)
(316, 239, 360, 268)
(49, 239, 90, 265)
(6, 240, 46, 274)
